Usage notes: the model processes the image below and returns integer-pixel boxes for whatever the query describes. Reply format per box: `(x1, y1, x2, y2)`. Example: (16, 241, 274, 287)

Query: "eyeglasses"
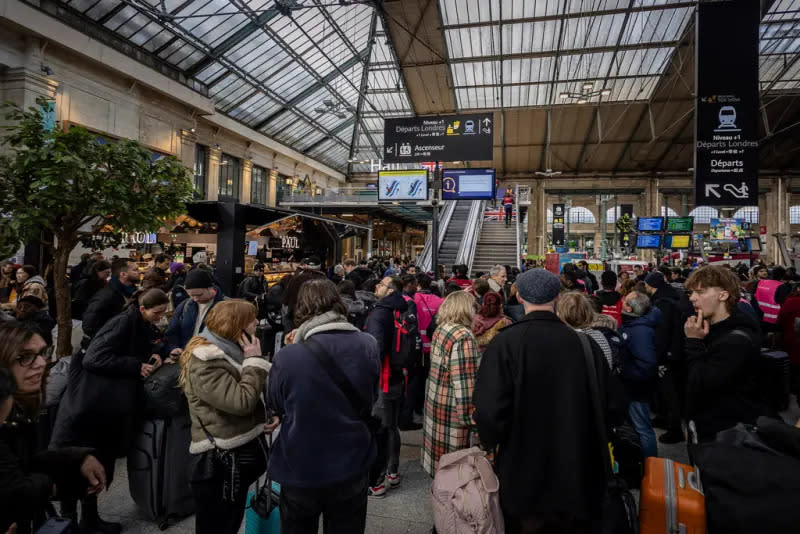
(15, 349, 48, 367)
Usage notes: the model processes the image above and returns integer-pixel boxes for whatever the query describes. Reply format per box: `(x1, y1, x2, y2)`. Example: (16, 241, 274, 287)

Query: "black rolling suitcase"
(127, 413, 195, 529)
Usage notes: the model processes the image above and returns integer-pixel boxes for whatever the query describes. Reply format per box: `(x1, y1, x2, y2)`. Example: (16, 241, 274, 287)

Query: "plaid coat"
(421, 322, 481, 476)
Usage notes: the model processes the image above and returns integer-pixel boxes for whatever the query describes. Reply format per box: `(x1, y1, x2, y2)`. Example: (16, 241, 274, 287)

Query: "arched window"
(606, 206, 635, 223)
(689, 206, 719, 224)
(732, 206, 759, 224)
(791, 206, 800, 224)
(569, 207, 596, 224)
(661, 207, 679, 217)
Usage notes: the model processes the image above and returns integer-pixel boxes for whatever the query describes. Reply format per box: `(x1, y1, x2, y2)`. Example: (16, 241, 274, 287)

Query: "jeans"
(280, 474, 368, 534)
(371, 394, 401, 485)
(504, 207, 512, 225)
(629, 401, 658, 459)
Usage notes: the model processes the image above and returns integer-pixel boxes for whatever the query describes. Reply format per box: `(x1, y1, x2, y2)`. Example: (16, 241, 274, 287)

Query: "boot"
(80, 495, 122, 534)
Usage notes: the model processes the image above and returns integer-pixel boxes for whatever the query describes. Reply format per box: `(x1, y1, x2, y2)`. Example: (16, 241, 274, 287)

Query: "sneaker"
(386, 473, 402, 488)
(658, 430, 686, 444)
(368, 482, 387, 498)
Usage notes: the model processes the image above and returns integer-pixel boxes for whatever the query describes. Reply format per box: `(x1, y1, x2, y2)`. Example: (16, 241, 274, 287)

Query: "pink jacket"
(415, 291, 444, 353)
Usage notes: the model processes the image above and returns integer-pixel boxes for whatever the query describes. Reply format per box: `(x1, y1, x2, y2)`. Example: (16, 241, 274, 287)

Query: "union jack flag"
(484, 207, 517, 221)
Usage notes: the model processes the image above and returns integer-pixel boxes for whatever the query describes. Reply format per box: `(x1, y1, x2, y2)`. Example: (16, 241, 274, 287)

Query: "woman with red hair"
(471, 291, 513, 353)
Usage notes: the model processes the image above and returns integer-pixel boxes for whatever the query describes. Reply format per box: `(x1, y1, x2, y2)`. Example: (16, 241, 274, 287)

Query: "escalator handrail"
(455, 200, 486, 275)
(515, 183, 521, 269)
(417, 200, 456, 272)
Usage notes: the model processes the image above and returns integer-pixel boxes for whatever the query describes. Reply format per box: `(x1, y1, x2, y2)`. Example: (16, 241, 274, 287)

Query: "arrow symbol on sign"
(482, 118, 492, 127)
(705, 184, 721, 198)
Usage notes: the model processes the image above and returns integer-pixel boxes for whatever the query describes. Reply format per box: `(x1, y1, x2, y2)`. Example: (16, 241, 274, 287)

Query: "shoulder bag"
(577, 333, 638, 534)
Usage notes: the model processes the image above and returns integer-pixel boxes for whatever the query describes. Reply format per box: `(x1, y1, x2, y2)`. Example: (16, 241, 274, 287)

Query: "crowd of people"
(1, 250, 799, 534)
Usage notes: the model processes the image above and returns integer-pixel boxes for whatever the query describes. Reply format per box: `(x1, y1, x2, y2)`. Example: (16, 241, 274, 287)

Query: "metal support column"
(432, 162, 440, 280)
(600, 196, 608, 261)
(367, 216, 373, 258)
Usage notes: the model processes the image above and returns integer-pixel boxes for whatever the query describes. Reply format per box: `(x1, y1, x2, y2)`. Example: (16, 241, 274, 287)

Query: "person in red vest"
(447, 265, 473, 290)
(754, 266, 790, 332)
(777, 285, 800, 398)
(595, 271, 623, 326)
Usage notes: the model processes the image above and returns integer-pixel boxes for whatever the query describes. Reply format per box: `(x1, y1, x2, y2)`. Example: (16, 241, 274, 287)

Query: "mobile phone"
(242, 330, 253, 343)
(148, 356, 158, 365)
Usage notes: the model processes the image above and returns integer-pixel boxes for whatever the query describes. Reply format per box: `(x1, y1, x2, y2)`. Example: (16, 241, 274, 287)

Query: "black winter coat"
(685, 309, 772, 441)
(238, 274, 267, 302)
(80, 278, 131, 348)
(51, 306, 166, 448)
(472, 311, 612, 523)
(0, 403, 92, 534)
(651, 285, 685, 362)
(365, 291, 408, 399)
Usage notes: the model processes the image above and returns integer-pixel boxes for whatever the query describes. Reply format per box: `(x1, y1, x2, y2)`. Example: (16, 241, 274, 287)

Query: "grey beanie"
(515, 268, 562, 304)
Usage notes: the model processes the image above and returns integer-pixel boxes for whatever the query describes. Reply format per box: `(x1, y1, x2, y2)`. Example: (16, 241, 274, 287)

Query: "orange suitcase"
(639, 457, 706, 534)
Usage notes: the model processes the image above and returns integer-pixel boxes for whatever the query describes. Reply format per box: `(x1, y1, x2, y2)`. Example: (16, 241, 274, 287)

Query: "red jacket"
(447, 277, 474, 290)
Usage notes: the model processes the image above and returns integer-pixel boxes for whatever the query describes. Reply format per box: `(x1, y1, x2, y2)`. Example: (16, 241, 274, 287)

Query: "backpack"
(390, 298, 421, 370)
(142, 363, 187, 419)
(431, 447, 505, 534)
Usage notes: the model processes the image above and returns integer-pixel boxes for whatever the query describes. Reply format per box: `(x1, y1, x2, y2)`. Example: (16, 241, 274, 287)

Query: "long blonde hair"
(437, 291, 477, 329)
(179, 299, 257, 388)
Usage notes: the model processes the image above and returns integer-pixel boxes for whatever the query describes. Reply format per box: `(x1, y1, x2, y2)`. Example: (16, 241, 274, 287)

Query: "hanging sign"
(552, 203, 565, 247)
(694, 0, 759, 207)
(383, 114, 494, 163)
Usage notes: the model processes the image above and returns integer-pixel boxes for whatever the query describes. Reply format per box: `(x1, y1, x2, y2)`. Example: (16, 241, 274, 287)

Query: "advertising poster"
(383, 114, 494, 163)
(709, 218, 747, 242)
(694, 0, 759, 207)
(378, 170, 429, 201)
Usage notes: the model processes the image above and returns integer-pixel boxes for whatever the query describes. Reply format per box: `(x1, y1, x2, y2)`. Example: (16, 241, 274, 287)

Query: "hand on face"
(684, 309, 710, 339)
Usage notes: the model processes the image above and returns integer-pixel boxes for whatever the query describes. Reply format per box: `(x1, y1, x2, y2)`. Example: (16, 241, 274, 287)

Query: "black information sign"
(383, 114, 494, 163)
(694, 0, 759, 207)
(552, 203, 565, 247)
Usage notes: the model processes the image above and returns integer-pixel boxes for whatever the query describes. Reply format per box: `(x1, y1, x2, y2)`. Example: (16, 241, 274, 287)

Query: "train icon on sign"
(464, 120, 475, 134)
(714, 106, 740, 133)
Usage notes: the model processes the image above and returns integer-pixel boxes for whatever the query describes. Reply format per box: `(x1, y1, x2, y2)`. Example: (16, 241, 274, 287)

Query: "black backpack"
(389, 298, 421, 370)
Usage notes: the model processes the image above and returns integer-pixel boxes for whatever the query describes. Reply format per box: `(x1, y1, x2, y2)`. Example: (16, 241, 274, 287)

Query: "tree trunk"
(53, 242, 75, 357)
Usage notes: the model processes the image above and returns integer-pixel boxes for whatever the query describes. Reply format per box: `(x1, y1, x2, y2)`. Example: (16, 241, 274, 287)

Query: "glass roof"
(56, 0, 411, 172)
(440, 0, 800, 110)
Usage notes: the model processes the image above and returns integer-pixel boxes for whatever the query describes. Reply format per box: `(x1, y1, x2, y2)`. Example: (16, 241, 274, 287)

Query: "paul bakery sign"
(383, 114, 494, 163)
(694, 0, 759, 207)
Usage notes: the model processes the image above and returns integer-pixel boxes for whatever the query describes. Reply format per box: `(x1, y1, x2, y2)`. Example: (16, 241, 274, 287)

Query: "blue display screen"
(636, 234, 662, 249)
(442, 169, 496, 200)
(637, 217, 664, 231)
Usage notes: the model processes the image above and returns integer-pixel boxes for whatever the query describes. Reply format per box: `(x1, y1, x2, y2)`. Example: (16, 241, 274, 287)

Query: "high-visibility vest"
(601, 299, 624, 327)
(755, 280, 782, 324)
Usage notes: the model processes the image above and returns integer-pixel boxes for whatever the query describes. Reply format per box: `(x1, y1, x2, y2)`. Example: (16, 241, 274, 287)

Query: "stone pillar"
(765, 177, 792, 264)
(241, 159, 253, 205)
(527, 179, 546, 256)
(268, 170, 278, 207)
(207, 148, 221, 202)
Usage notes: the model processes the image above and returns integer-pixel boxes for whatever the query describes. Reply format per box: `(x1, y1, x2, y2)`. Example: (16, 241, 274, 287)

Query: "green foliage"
(615, 213, 634, 235)
(0, 216, 22, 260)
(0, 100, 194, 248)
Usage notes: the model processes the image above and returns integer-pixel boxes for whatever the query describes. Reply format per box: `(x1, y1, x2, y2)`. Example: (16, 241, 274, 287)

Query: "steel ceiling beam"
(452, 73, 662, 90)
(183, 5, 281, 77)
(540, 0, 568, 170)
(441, 1, 697, 30)
(252, 49, 369, 131)
(349, 11, 379, 176)
(652, 111, 694, 170)
(576, 0, 636, 173)
(401, 40, 681, 68)
(762, 53, 800, 95)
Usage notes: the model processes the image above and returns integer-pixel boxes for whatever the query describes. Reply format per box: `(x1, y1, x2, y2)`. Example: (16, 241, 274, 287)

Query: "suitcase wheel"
(158, 518, 170, 531)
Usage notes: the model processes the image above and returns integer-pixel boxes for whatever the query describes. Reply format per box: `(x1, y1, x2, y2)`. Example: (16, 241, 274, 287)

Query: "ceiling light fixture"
(559, 81, 613, 105)
(314, 98, 353, 120)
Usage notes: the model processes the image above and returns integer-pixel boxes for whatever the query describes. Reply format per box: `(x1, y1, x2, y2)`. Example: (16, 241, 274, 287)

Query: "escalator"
(438, 200, 473, 270)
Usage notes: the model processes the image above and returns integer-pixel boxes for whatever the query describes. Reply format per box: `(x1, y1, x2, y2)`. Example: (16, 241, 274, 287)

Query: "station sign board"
(377, 170, 429, 201)
(552, 203, 565, 247)
(694, 0, 759, 207)
(383, 114, 494, 163)
(442, 168, 496, 200)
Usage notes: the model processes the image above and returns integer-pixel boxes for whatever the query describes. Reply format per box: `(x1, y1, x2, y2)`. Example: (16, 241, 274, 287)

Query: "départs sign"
(383, 114, 494, 164)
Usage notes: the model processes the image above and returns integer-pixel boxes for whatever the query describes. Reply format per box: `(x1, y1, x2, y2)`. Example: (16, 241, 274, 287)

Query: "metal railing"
(515, 184, 522, 268)
(279, 186, 436, 205)
(417, 200, 456, 272)
(456, 200, 486, 275)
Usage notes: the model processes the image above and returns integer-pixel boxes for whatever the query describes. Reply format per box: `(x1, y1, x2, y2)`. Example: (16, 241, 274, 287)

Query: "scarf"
(294, 310, 359, 343)
(472, 314, 506, 337)
(199, 330, 245, 365)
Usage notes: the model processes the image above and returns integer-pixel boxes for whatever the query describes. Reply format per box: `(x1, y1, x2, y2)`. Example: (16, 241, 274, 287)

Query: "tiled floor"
(95, 397, 800, 533)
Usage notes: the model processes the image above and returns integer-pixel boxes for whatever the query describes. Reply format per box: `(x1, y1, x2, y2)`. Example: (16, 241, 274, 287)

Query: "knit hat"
(184, 268, 213, 290)
(169, 262, 185, 274)
(515, 268, 562, 304)
(644, 271, 667, 290)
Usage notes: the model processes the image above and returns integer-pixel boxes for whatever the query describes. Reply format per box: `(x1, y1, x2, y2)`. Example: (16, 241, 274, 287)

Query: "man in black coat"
(80, 258, 139, 348)
(237, 263, 267, 302)
(683, 265, 773, 442)
(473, 269, 611, 532)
